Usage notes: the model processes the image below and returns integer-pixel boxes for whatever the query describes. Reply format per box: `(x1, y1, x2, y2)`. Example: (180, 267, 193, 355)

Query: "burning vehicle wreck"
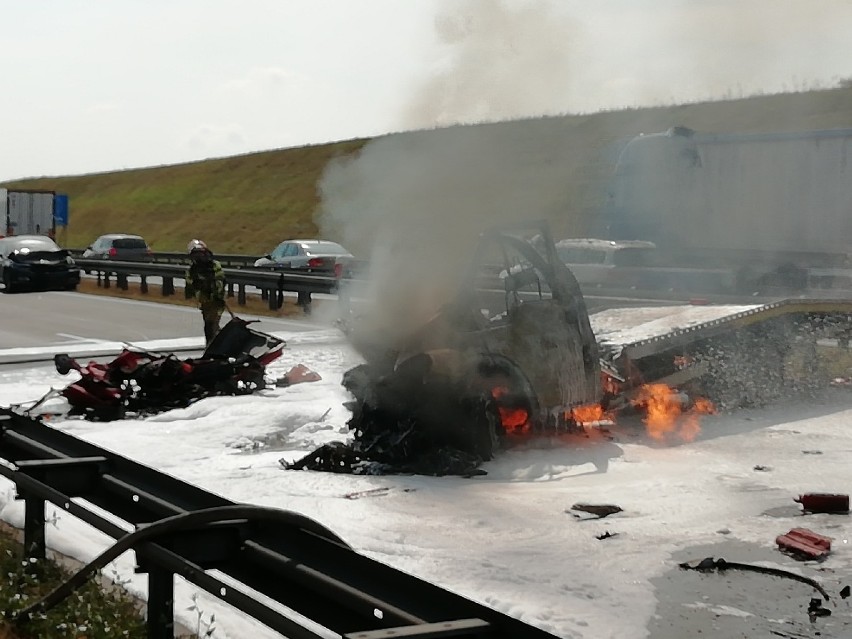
(286, 222, 852, 477)
(51, 317, 311, 420)
(286, 223, 604, 476)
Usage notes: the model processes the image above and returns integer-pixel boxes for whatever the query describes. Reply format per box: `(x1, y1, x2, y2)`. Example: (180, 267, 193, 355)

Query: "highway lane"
(0, 290, 321, 350)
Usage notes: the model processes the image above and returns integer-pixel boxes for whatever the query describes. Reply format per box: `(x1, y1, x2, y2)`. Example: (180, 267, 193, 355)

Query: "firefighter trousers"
(200, 301, 225, 345)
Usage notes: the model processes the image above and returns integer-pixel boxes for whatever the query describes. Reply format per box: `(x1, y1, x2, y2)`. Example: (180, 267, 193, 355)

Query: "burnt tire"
(465, 393, 505, 461)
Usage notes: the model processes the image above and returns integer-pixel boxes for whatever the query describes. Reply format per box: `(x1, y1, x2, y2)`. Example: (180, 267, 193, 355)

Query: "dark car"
(82, 234, 153, 261)
(254, 239, 354, 277)
(0, 235, 81, 293)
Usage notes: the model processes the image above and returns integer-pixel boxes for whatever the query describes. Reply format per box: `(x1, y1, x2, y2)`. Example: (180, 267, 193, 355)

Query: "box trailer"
(601, 126, 852, 289)
(2, 188, 58, 238)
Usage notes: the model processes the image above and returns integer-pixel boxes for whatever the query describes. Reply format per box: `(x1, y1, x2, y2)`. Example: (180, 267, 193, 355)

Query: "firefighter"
(185, 239, 226, 344)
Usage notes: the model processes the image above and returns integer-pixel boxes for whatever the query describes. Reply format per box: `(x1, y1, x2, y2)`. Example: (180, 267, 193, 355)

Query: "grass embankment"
(4, 87, 852, 256)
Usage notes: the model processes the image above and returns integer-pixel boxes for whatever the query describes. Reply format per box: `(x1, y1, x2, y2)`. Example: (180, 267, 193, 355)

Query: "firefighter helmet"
(187, 239, 209, 254)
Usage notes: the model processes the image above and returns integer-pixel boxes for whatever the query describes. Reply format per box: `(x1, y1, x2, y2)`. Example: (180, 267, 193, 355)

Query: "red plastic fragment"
(776, 528, 832, 559)
(795, 493, 850, 514)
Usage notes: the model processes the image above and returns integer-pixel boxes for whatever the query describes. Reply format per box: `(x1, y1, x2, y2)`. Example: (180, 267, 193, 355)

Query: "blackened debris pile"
(284, 357, 503, 476)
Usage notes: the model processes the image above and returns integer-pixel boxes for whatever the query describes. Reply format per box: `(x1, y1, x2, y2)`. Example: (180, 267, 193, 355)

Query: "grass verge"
(0, 524, 210, 638)
(75, 277, 311, 320)
(0, 526, 146, 638)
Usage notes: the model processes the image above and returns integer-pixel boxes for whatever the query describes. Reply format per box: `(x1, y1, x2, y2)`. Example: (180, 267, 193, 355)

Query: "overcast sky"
(2, 0, 852, 182)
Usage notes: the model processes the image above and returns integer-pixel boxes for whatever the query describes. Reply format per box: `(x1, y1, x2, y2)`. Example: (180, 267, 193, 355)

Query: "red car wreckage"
(53, 318, 310, 421)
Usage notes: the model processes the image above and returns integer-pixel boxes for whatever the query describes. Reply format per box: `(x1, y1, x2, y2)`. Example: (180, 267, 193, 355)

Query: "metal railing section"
(0, 408, 559, 639)
(74, 258, 348, 311)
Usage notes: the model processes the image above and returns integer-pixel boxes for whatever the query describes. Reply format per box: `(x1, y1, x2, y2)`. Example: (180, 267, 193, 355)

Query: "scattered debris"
(776, 528, 832, 560)
(275, 363, 322, 387)
(808, 597, 832, 622)
(679, 556, 830, 601)
(595, 531, 618, 540)
(795, 493, 850, 514)
(342, 487, 418, 500)
(569, 503, 623, 519)
(343, 487, 391, 500)
(802, 450, 824, 455)
(753, 464, 772, 472)
(716, 527, 731, 535)
(840, 585, 850, 599)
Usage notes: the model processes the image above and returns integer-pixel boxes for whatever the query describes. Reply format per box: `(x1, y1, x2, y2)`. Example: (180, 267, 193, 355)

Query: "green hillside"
(4, 87, 852, 255)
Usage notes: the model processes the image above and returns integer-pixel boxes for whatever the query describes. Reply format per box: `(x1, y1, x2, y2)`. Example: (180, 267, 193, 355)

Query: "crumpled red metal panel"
(776, 527, 832, 559)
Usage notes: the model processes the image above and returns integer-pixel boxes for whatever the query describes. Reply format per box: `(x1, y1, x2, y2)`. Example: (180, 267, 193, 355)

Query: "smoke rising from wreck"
(316, 0, 852, 348)
(318, 124, 580, 346)
(403, 0, 852, 127)
(403, 0, 580, 129)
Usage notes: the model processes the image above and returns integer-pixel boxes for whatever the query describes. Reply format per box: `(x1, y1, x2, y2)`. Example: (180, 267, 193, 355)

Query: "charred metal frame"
(0, 408, 559, 639)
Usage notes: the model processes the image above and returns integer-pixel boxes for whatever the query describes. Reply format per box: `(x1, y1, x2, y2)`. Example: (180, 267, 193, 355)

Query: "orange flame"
(631, 383, 714, 443)
(500, 407, 530, 432)
(568, 403, 611, 425)
(491, 386, 530, 434)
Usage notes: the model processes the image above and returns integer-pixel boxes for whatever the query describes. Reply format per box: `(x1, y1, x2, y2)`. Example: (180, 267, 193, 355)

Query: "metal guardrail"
(69, 249, 258, 268)
(69, 249, 372, 274)
(75, 258, 349, 311)
(0, 407, 558, 639)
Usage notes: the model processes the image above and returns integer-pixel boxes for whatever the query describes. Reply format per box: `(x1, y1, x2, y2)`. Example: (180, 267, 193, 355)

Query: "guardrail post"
(338, 284, 351, 318)
(146, 566, 175, 639)
(23, 495, 46, 560)
(118, 273, 129, 290)
(103, 272, 111, 289)
(140, 275, 149, 294)
(238, 284, 247, 306)
(162, 277, 175, 297)
(268, 289, 278, 310)
(227, 282, 234, 298)
(260, 288, 269, 301)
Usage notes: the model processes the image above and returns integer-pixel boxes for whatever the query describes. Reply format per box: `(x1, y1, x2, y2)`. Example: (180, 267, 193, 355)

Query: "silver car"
(82, 234, 153, 261)
(254, 239, 353, 277)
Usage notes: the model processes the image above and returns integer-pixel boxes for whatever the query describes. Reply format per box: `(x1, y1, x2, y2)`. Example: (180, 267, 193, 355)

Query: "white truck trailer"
(602, 126, 852, 291)
(1, 188, 58, 237)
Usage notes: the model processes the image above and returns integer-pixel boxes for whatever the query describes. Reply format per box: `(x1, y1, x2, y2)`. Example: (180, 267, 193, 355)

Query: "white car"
(554, 238, 658, 286)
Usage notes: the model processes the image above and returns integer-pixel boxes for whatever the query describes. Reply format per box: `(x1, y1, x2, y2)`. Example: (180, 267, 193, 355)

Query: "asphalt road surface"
(0, 290, 318, 350)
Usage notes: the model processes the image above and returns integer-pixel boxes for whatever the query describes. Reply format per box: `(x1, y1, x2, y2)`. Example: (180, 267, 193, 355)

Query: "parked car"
(82, 234, 153, 261)
(554, 238, 658, 286)
(254, 239, 354, 277)
(0, 235, 81, 293)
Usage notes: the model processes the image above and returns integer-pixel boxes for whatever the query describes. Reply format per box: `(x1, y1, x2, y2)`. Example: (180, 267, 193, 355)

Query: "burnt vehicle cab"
(0, 235, 81, 293)
(287, 223, 602, 476)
